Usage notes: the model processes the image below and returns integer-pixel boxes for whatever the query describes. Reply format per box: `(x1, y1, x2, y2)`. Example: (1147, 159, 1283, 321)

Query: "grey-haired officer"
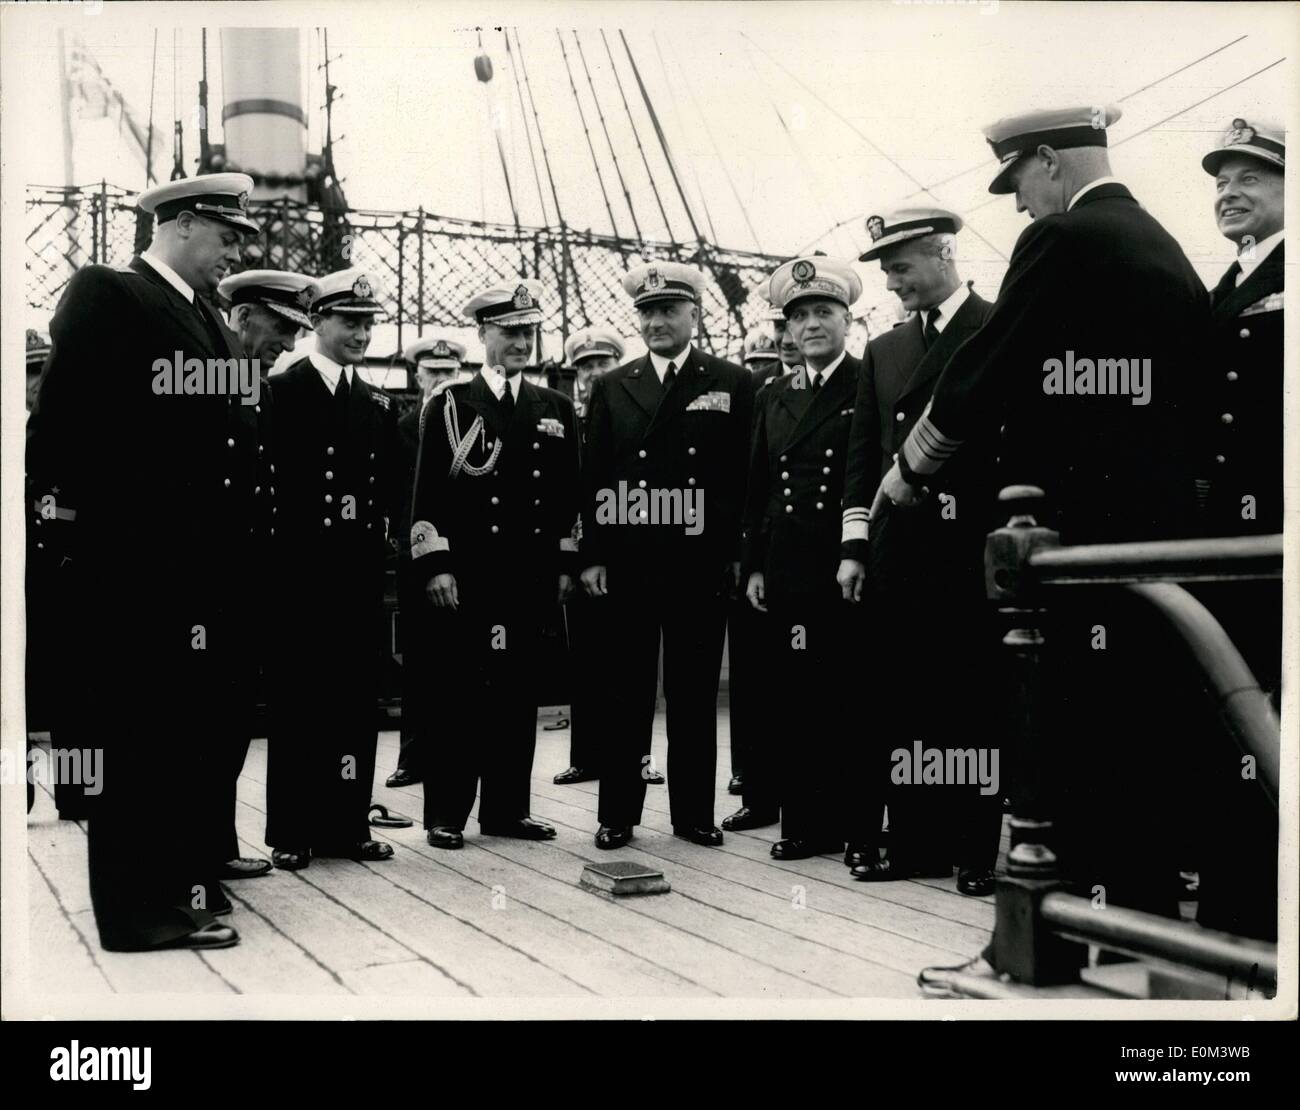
(1191, 119, 1284, 944)
(554, 326, 627, 786)
(27, 172, 263, 951)
(218, 268, 313, 367)
(385, 336, 468, 790)
(264, 269, 402, 869)
(739, 257, 865, 857)
(580, 261, 754, 850)
(413, 280, 579, 849)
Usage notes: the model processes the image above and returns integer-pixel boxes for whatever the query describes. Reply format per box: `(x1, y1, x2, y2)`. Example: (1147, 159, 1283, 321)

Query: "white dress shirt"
(805, 347, 848, 386)
(140, 251, 196, 304)
(309, 349, 355, 395)
(1067, 175, 1121, 211)
(921, 282, 972, 335)
(1236, 228, 1285, 286)
(649, 345, 692, 383)
(480, 364, 522, 401)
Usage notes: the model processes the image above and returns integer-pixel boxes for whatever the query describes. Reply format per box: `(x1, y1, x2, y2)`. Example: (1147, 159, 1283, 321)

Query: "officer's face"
(773, 317, 802, 367)
(637, 299, 697, 354)
(880, 241, 950, 313)
(480, 323, 535, 374)
(786, 298, 850, 362)
(576, 354, 618, 377)
(237, 305, 301, 367)
(1214, 156, 1284, 246)
(313, 311, 373, 365)
(415, 365, 450, 398)
(1010, 150, 1065, 221)
(181, 215, 246, 294)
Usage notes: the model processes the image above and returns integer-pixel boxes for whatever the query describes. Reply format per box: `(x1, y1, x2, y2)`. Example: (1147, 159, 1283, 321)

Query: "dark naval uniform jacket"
(26, 256, 272, 950)
(264, 354, 401, 849)
(900, 183, 1211, 545)
(409, 371, 581, 829)
(1203, 242, 1284, 536)
(410, 372, 581, 593)
(580, 347, 754, 590)
(841, 290, 997, 593)
(742, 355, 860, 603)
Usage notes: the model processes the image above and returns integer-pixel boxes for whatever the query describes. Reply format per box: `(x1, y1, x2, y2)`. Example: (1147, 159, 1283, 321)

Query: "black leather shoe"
(218, 856, 272, 880)
(727, 774, 744, 795)
(316, 840, 394, 861)
(844, 844, 877, 868)
(595, 825, 632, 849)
(852, 859, 953, 882)
(480, 817, 557, 841)
(271, 848, 310, 871)
(427, 826, 464, 850)
(385, 767, 421, 788)
(645, 769, 666, 786)
(212, 895, 233, 917)
(673, 825, 723, 847)
(158, 923, 240, 950)
(721, 805, 779, 832)
(957, 867, 996, 897)
(553, 766, 598, 785)
(771, 838, 842, 860)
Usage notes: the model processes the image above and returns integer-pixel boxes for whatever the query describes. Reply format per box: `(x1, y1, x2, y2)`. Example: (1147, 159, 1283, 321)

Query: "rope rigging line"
(502, 29, 552, 227)
(649, 31, 722, 248)
(619, 30, 705, 245)
(512, 29, 589, 322)
(957, 54, 1287, 221)
(600, 28, 679, 251)
(574, 30, 644, 244)
(144, 30, 158, 187)
(557, 29, 624, 240)
(794, 33, 1256, 252)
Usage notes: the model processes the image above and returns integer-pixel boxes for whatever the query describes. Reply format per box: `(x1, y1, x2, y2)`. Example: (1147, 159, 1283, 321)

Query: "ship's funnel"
(219, 28, 308, 200)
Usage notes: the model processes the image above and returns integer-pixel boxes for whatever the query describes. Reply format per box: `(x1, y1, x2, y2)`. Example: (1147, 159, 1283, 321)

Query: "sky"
(6, 0, 1296, 362)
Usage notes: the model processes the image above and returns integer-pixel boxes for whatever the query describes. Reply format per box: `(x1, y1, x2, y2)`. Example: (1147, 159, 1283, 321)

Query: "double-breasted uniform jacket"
(841, 291, 997, 594)
(741, 356, 860, 603)
(580, 348, 754, 589)
(1203, 243, 1284, 536)
(901, 183, 1211, 545)
(269, 356, 402, 569)
(26, 256, 272, 948)
(410, 372, 581, 596)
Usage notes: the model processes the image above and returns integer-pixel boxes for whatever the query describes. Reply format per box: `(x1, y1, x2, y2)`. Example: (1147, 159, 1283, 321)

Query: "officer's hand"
(581, 565, 608, 598)
(557, 573, 574, 604)
(746, 571, 767, 613)
(837, 559, 866, 604)
(427, 572, 459, 609)
(875, 460, 925, 519)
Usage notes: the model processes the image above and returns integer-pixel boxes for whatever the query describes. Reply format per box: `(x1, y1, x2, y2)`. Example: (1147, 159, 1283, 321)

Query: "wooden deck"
(21, 705, 1005, 1015)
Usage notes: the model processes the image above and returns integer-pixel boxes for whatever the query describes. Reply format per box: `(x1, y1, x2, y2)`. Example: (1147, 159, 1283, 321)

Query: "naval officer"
(580, 261, 754, 849)
(385, 335, 468, 790)
(740, 257, 864, 857)
(264, 268, 402, 869)
(27, 172, 265, 950)
(554, 326, 626, 787)
(413, 279, 579, 849)
(838, 208, 1001, 892)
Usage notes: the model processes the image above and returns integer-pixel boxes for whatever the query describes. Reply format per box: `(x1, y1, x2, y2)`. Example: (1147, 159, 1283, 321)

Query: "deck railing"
(979, 484, 1281, 994)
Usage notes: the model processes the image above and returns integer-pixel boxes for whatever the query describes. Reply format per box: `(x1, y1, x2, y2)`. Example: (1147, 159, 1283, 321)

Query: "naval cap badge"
(352, 275, 373, 299)
(1225, 118, 1256, 146)
(512, 283, 534, 309)
(791, 259, 816, 283)
(644, 266, 664, 292)
(866, 215, 885, 241)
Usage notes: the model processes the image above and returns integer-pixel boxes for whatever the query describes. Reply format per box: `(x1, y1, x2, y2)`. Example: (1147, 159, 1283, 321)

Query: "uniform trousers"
(564, 591, 609, 771)
(596, 572, 728, 830)
(729, 597, 774, 809)
(766, 591, 855, 843)
(422, 575, 547, 830)
(395, 561, 436, 775)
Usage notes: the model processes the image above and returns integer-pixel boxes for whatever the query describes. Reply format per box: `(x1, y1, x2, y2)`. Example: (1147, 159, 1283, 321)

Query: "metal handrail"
(1029, 534, 1282, 585)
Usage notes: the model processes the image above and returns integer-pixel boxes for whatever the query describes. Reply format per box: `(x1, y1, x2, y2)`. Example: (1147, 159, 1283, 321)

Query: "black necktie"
(809, 371, 821, 393)
(923, 308, 941, 350)
(334, 369, 351, 420)
(499, 381, 516, 422)
(193, 296, 226, 353)
(662, 361, 677, 391)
